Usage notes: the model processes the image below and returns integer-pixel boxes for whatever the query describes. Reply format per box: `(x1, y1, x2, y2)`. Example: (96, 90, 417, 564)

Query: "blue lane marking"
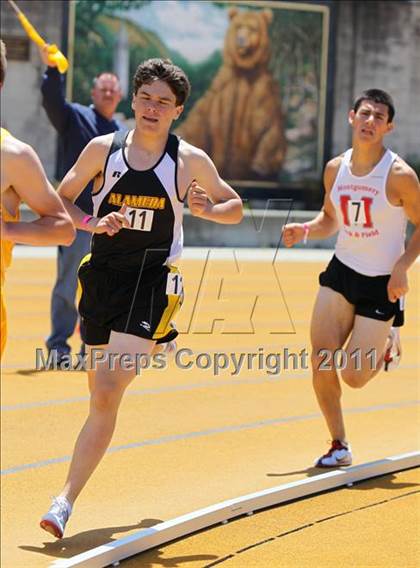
(1, 375, 310, 412)
(2, 400, 418, 476)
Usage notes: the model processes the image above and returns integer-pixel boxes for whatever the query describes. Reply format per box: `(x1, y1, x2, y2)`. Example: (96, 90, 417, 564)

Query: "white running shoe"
(315, 440, 353, 468)
(40, 496, 72, 538)
(383, 327, 402, 372)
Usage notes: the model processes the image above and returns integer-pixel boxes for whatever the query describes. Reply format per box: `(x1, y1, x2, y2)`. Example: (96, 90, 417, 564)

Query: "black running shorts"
(78, 256, 183, 345)
(319, 255, 404, 327)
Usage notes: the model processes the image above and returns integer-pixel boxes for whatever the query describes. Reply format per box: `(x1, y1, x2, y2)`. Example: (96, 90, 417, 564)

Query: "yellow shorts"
(0, 204, 19, 358)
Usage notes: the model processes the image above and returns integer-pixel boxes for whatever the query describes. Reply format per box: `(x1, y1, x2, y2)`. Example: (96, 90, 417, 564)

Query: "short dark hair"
(353, 89, 395, 122)
(0, 39, 7, 85)
(133, 58, 190, 106)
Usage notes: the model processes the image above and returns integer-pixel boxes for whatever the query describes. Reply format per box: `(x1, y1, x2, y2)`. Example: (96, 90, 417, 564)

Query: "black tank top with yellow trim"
(91, 131, 184, 272)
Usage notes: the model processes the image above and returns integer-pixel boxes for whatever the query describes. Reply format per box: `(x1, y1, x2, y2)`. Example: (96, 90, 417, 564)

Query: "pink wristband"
(303, 223, 310, 244)
(82, 215, 94, 226)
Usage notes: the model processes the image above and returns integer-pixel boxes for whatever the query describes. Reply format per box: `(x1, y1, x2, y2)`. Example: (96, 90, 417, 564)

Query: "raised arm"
(1, 140, 75, 245)
(282, 157, 341, 247)
(185, 147, 243, 224)
(39, 45, 71, 134)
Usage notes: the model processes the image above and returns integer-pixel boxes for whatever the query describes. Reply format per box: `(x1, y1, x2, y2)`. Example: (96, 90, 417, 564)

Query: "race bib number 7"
(125, 207, 154, 231)
(339, 195, 373, 228)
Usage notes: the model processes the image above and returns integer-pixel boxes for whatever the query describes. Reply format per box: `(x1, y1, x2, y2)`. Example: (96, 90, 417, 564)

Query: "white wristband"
(303, 223, 310, 244)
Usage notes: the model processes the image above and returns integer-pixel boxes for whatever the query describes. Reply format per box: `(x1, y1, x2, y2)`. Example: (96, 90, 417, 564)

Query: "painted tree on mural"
(73, 0, 224, 119)
(73, 0, 150, 111)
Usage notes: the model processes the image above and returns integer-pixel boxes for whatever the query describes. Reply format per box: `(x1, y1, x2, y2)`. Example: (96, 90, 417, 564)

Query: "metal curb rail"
(51, 451, 420, 568)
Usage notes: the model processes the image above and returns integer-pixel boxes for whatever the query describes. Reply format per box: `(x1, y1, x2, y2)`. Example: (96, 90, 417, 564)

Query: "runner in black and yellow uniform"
(77, 130, 184, 347)
(40, 58, 243, 538)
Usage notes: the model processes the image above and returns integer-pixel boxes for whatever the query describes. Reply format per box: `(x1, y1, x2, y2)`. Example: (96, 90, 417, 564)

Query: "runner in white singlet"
(283, 89, 420, 467)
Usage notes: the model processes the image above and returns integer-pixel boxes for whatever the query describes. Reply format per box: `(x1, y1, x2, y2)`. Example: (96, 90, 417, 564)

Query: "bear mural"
(177, 7, 287, 180)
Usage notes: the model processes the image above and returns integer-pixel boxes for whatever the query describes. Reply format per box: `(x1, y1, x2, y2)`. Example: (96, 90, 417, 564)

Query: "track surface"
(1, 253, 419, 567)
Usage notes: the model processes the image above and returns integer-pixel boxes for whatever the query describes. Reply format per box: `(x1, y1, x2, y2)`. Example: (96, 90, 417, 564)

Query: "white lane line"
(50, 451, 420, 567)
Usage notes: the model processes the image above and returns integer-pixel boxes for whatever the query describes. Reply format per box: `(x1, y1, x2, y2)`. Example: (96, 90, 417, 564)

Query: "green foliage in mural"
(73, 0, 222, 119)
(74, 0, 151, 106)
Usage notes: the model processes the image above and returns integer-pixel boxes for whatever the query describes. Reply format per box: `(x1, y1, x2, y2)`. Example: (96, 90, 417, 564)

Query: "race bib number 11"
(126, 207, 154, 231)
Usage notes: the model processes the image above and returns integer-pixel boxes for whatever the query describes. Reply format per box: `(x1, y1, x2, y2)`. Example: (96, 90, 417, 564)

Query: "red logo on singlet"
(339, 195, 373, 228)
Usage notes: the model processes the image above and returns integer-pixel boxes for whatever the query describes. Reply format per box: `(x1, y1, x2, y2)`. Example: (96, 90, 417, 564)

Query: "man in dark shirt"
(39, 45, 125, 361)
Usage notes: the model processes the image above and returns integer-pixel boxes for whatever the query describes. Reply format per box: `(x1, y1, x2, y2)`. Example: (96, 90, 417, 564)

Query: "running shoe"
(383, 327, 402, 372)
(315, 440, 352, 467)
(40, 496, 72, 538)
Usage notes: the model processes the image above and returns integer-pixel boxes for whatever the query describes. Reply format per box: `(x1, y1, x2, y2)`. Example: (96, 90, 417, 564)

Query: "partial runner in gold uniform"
(0, 127, 19, 355)
(0, 40, 75, 357)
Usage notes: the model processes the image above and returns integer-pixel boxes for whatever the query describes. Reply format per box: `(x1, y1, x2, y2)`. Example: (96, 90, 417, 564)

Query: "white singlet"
(330, 148, 407, 276)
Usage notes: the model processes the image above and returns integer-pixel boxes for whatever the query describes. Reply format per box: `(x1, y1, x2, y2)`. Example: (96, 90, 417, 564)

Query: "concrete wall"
(332, 1, 420, 163)
(1, 0, 66, 179)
